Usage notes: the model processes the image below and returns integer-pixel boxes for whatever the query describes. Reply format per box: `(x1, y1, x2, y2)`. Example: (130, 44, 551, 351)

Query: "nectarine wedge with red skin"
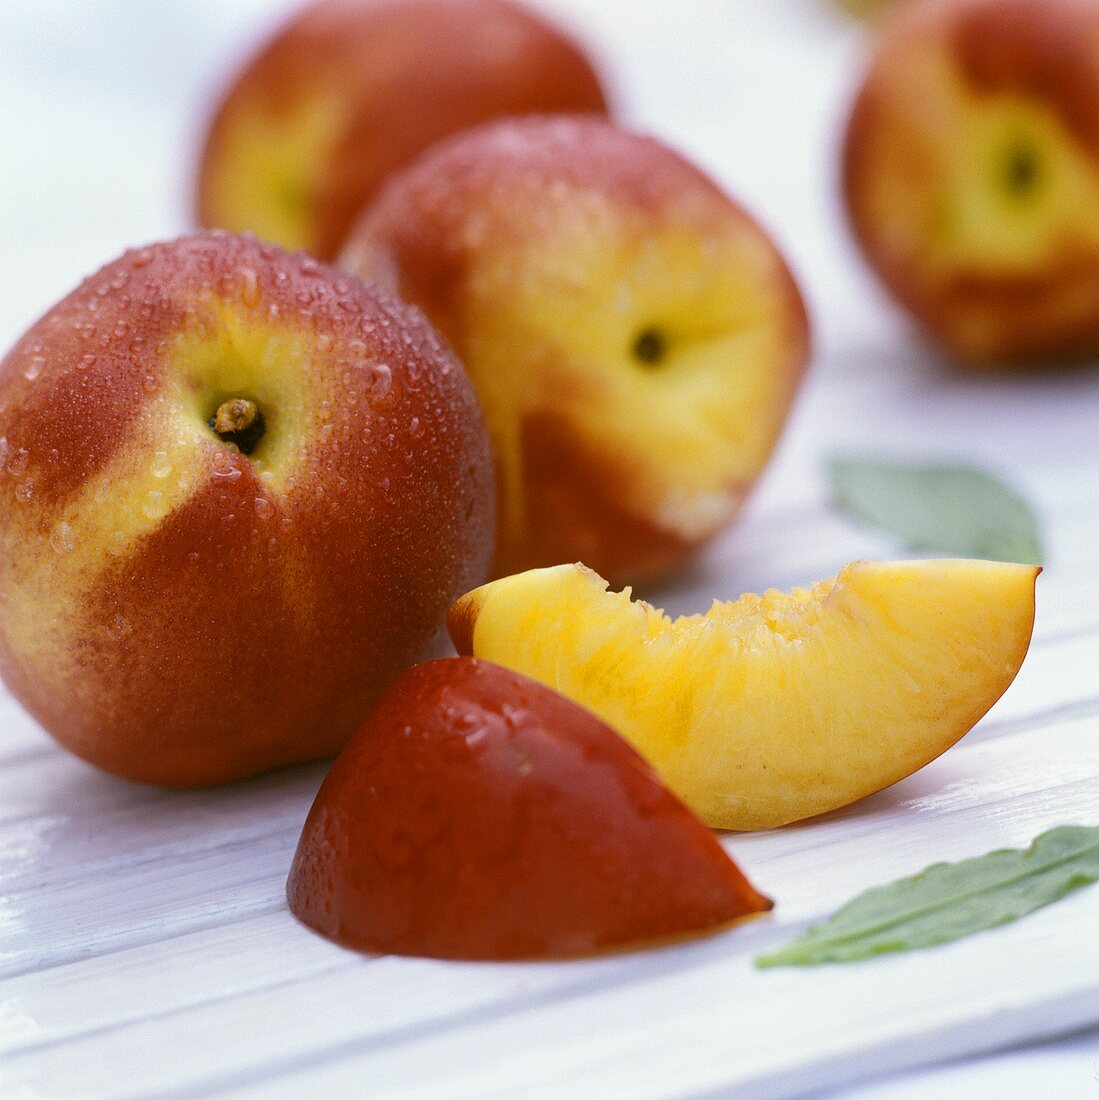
(197, 0, 609, 261)
(0, 232, 493, 786)
(287, 659, 771, 960)
(343, 116, 809, 584)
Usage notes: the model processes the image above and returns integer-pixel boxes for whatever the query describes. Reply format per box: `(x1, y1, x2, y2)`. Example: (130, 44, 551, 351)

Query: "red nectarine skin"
(0, 232, 493, 785)
(844, 0, 1099, 364)
(343, 116, 810, 582)
(287, 658, 771, 960)
(197, 0, 609, 261)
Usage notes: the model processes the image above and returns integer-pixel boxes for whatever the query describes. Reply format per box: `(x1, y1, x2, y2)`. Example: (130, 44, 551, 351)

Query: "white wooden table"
(2, 3, 1098, 1097)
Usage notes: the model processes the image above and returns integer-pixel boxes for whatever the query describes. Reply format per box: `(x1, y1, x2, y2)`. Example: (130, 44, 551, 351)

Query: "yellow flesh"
(455, 559, 1038, 829)
(460, 190, 799, 544)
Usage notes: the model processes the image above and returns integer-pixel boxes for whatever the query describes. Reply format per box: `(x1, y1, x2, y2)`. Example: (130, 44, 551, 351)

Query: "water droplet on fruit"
(239, 267, 261, 308)
(142, 489, 169, 519)
(408, 417, 424, 440)
(268, 303, 280, 320)
(49, 522, 75, 555)
(0, 438, 8, 468)
(364, 363, 392, 402)
(78, 354, 97, 371)
(316, 333, 333, 353)
(110, 270, 130, 291)
(108, 531, 126, 556)
(15, 480, 33, 503)
(131, 247, 154, 268)
(142, 374, 157, 393)
(7, 448, 29, 477)
(24, 356, 44, 381)
(151, 451, 172, 478)
(254, 496, 272, 520)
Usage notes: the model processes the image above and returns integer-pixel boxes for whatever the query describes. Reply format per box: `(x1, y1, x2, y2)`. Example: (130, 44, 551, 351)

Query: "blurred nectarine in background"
(196, 0, 609, 261)
(844, 0, 1099, 366)
(344, 116, 810, 583)
(0, 232, 493, 786)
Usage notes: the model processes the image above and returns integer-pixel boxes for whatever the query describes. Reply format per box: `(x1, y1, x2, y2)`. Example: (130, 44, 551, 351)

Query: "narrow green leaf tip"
(757, 824, 1099, 968)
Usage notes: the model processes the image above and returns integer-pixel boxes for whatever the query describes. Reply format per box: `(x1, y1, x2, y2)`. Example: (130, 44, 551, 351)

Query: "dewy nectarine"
(844, 0, 1099, 365)
(0, 232, 493, 786)
(450, 559, 1038, 829)
(288, 658, 771, 960)
(343, 116, 810, 583)
(196, 0, 609, 261)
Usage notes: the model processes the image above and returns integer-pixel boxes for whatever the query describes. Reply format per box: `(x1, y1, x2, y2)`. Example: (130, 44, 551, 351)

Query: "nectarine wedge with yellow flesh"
(449, 560, 1038, 829)
(288, 659, 770, 960)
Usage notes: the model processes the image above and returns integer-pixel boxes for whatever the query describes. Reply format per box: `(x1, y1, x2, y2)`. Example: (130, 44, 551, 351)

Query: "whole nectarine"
(288, 658, 771, 960)
(343, 116, 810, 583)
(844, 0, 1099, 365)
(0, 232, 493, 786)
(196, 0, 609, 261)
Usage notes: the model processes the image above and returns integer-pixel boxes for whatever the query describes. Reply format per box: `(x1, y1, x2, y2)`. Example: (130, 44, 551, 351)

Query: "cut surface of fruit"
(287, 658, 771, 960)
(449, 560, 1039, 829)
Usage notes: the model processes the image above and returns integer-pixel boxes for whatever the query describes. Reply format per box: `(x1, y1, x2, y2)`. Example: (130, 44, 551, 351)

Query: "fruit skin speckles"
(0, 231, 494, 786)
(343, 115, 809, 585)
(287, 658, 771, 961)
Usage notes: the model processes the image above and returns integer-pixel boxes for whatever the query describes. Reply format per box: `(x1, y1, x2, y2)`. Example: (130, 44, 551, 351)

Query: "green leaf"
(757, 825, 1099, 968)
(827, 456, 1043, 565)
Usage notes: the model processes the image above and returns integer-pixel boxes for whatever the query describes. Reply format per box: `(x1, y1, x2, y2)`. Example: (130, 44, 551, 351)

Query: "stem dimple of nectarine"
(209, 397, 266, 455)
(632, 327, 668, 368)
